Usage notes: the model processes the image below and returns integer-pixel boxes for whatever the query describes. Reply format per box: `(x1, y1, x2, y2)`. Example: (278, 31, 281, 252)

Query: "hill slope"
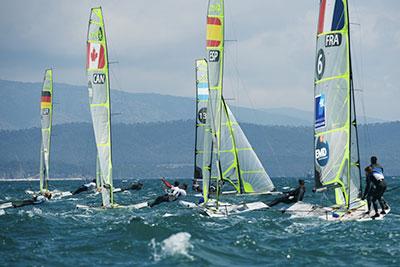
(0, 121, 399, 179)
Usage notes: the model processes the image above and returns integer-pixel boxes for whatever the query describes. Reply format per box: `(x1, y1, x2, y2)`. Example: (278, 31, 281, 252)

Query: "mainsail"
(39, 69, 53, 193)
(87, 7, 113, 207)
(202, 0, 275, 203)
(194, 59, 209, 183)
(314, 0, 361, 208)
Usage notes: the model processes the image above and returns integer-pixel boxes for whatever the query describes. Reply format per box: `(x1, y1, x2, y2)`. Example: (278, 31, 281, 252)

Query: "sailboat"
(82, 6, 115, 208)
(285, 0, 389, 221)
(77, 7, 144, 210)
(184, 0, 277, 217)
(26, 69, 72, 198)
(39, 69, 53, 194)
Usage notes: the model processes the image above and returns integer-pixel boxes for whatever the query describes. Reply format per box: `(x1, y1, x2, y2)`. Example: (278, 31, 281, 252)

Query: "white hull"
(179, 200, 269, 218)
(285, 201, 391, 221)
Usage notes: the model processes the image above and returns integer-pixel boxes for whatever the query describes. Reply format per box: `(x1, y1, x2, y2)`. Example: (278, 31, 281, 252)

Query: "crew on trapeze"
(72, 179, 143, 195)
(192, 166, 203, 193)
(0, 191, 52, 209)
(267, 179, 306, 207)
(362, 156, 389, 218)
(148, 177, 187, 207)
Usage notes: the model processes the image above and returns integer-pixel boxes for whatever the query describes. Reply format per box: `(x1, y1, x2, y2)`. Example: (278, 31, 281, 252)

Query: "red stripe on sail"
(318, 0, 327, 34)
(207, 17, 221, 25)
(207, 40, 221, 47)
(98, 45, 105, 69)
(41, 96, 51, 103)
(86, 42, 90, 68)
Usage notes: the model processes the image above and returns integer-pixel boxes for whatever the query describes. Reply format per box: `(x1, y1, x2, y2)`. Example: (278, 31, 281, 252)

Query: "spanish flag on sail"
(41, 91, 51, 109)
(206, 17, 222, 47)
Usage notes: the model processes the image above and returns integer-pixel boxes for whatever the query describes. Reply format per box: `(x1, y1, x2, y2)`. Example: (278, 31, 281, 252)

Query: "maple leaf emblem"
(90, 48, 98, 62)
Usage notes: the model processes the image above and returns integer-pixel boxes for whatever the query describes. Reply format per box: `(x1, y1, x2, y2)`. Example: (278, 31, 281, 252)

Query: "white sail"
(39, 69, 53, 193)
(87, 7, 113, 207)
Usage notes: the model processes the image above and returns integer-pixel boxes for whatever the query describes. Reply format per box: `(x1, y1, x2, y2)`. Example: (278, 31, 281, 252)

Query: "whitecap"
(150, 232, 194, 261)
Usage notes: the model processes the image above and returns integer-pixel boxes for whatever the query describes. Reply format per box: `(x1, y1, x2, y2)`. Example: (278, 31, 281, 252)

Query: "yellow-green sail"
(86, 7, 113, 207)
(202, 0, 275, 203)
(314, 0, 362, 208)
(39, 69, 53, 193)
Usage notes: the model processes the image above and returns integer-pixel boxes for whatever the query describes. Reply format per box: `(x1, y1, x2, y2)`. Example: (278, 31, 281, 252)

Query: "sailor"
(369, 156, 389, 209)
(193, 166, 203, 192)
(148, 178, 187, 208)
(363, 166, 387, 218)
(267, 179, 306, 207)
(120, 182, 143, 192)
(12, 191, 52, 208)
(72, 179, 97, 195)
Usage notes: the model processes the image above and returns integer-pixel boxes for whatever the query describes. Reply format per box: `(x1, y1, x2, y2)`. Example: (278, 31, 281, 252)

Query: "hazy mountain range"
(0, 79, 385, 130)
(1, 121, 399, 179)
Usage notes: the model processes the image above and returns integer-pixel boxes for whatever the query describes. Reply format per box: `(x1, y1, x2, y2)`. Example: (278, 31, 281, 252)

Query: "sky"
(0, 0, 399, 121)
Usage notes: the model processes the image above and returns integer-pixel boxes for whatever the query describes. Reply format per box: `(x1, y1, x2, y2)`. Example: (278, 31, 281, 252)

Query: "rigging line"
(352, 0, 372, 151)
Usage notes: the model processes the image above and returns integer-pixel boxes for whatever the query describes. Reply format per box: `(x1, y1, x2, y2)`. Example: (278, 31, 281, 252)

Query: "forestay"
(39, 69, 53, 193)
(87, 7, 114, 207)
(314, 0, 361, 208)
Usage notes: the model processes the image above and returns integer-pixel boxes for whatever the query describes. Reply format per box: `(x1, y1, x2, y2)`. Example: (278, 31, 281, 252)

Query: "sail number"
(198, 107, 207, 124)
(316, 49, 325, 80)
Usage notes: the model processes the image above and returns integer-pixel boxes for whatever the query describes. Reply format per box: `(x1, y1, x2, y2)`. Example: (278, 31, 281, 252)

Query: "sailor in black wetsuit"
(148, 178, 187, 208)
(120, 182, 143, 192)
(72, 179, 97, 195)
(363, 166, 388, 218)
(369, 156, 388, 209)
(11, 191, 52, 208)
(267, 179, 306, 207)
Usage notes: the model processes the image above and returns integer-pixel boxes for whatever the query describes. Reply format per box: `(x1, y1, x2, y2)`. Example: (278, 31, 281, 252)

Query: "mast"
(87, 7, 113, 207)
(345, 0, 362, 201)
(40, 69, 53, 193)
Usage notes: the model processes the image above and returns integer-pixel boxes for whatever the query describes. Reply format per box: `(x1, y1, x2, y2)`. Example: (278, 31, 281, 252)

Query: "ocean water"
(0, 177, 399, 266)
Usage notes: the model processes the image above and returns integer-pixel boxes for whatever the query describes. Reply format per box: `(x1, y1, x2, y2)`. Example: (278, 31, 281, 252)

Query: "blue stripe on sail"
(198, 82, 208, 89)
(331, 0, 344, 31)
(198, 95, 208, 100)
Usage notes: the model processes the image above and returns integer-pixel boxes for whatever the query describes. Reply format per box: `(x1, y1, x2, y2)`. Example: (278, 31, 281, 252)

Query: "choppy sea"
(0, 177, 399, 266)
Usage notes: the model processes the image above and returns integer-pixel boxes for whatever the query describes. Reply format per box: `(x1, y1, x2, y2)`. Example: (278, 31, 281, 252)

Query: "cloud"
(0, 0, 399, 120)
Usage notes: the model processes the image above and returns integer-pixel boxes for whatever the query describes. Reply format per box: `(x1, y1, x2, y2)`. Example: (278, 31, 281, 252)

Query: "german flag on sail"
(206, 17, 222, 47)
(41, 91, 51, 109)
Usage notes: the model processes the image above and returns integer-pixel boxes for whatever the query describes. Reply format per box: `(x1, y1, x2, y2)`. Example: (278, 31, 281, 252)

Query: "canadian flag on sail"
(86, 42, 105, 69)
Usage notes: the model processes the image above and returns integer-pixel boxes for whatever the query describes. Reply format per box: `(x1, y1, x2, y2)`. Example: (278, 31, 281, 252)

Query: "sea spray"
(150, 232, 194, 261)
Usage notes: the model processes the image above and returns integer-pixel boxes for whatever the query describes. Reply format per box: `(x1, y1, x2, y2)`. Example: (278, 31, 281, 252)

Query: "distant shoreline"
(0, 178, 84, 182)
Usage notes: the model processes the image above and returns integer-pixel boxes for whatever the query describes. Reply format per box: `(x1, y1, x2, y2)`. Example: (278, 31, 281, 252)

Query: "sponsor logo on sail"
(315, 136, 329, 167)
(93, 73, 106, 84)
(315, 94, 326, 129)
(325, 33, 342, 47)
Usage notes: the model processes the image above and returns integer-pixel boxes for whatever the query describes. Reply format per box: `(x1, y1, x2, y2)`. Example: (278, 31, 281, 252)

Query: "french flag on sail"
(318, 0, 345, 34)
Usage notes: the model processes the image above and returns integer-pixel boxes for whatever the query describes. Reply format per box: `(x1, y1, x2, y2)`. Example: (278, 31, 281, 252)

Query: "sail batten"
(40, 69, 53, 193)
(87, 7, 113, 207)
